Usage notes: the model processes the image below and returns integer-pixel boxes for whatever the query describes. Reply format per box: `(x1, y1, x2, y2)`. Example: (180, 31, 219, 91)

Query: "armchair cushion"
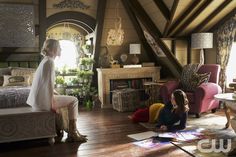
(189, 72, 211, 91)
(180, 64, 200, 91)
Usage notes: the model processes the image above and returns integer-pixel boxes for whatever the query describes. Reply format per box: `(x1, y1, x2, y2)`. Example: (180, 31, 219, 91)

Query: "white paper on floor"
(127, 131, 157, 141)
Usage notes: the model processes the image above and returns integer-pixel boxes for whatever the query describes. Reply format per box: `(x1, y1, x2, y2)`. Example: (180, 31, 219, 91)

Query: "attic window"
(55, 40, 78, 70)
(226, 42, 236, 86)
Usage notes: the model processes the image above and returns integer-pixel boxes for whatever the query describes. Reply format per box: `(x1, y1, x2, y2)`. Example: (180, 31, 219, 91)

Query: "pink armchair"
(160, 64, 222, 118)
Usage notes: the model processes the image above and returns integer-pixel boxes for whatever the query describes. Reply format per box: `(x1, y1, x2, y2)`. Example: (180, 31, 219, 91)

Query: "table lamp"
(191, 33, 213, 65)
(130, 44, 141, 64)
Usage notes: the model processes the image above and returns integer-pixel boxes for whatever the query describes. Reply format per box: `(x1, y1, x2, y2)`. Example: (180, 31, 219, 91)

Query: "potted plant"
(55, 76, 65, 87)
(62, 65, 68, 75)
(68, 68, 77, 74)
(55, 76, 66, 94)
(80, 58, 95, 70)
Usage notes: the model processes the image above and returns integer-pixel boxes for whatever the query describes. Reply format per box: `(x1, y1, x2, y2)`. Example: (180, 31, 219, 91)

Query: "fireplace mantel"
(97, 67, 161, 108)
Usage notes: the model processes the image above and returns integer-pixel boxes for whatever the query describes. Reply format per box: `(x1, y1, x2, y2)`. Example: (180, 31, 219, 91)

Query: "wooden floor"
(0, 107, 195, 157)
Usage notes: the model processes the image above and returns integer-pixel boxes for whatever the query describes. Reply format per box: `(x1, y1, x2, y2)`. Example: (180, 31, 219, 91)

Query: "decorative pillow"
(2, 75, 30, 87)
(188, 72, 211, 91)
(180, 64, 201, 91)
(0, 68, 11, 86)
(11, 67, 36, 85)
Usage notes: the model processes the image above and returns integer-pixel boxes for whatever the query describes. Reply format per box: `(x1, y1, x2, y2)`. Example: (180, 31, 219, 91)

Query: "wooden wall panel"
(191, 49, 200, 64)
(175, 40, 187, 65)
(100, 0, 147, 64)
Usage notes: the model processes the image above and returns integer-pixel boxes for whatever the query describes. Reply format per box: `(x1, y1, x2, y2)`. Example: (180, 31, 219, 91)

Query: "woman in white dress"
(27, 39, 87, 142)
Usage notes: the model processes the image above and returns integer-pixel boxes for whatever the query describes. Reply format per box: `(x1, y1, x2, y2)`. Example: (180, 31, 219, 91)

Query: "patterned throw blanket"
(0, 86, 30, 109)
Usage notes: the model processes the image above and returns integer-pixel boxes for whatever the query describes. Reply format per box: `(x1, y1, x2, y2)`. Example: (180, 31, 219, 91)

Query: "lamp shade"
(191, 33, 213, 49)
(129, 44, 141, 54)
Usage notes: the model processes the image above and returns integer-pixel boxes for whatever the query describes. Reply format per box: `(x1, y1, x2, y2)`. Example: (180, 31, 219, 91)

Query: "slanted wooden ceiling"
(139, 0, 236, 37)
(120, 0, 235, 78)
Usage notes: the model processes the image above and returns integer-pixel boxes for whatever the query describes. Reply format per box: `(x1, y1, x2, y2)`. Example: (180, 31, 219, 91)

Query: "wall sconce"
(191, 33, 213, 65)
(130, 44, 141, 64)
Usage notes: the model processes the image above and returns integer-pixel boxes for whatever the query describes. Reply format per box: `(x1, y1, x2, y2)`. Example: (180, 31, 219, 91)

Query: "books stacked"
(123, 64, 142, 68)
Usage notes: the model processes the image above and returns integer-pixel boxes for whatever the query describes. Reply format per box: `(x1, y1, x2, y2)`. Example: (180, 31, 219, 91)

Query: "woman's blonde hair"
(41, 39, 59, 56)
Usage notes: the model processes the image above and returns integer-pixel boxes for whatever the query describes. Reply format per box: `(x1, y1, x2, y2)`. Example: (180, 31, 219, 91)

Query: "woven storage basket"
(112, 88, 140, 112)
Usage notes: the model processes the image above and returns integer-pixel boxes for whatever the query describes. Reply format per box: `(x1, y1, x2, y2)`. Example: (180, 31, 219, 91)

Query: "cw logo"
(197, 139, 231, 153)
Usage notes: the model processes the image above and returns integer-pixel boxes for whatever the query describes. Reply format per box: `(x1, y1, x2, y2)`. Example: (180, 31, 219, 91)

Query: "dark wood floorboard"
(0, 108, 193, 157)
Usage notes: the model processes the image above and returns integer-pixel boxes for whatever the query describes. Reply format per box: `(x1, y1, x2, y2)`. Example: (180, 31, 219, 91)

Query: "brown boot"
(66, 119, 88, 143)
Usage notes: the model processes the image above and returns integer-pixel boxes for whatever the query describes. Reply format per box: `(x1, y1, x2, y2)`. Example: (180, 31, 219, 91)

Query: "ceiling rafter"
(129, 0, 182, 76)
(167, 0, 201, 37)
(209, 6, 236, 31)
(171, 0, 213, 37)
(121, 0, 156, 62)
(92, 0, 107, 87)
(163, 0, 179, 37)
(128, 0, 162, 37)
(153, 0, 170, 21)
(192, 0, 233, 33)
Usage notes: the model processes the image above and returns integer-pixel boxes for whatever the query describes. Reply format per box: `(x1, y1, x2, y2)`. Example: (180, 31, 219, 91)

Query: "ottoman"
(112, 88, 140, 112)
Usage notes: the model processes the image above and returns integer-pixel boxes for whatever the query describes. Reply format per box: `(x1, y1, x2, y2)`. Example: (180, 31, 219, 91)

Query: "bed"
(0, 67, 56, 144)
(0, 86, 30, 109)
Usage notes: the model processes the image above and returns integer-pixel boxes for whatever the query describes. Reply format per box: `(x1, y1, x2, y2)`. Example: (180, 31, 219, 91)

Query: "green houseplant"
(55, 76, 65, 86)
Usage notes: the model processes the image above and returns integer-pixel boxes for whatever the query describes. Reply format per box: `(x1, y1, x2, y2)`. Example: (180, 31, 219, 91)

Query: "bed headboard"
(0, 53, 40, 68)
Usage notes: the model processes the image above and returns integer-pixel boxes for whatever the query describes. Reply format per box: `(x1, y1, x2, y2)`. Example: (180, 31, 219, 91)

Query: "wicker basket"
(112, 88, 140, 112)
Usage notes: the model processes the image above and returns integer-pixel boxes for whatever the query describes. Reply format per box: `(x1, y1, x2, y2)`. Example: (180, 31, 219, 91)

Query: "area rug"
(187, 113, 226, 130)
(139, 113, 236, 157)
(140, 113, 228, 130)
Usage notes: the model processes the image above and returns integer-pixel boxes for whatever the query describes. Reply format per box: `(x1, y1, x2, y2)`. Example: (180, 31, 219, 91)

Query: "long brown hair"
(173, 89, 189, 115)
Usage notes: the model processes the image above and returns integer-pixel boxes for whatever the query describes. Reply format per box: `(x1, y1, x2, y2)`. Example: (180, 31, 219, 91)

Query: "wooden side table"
(143, 82, 163, 106)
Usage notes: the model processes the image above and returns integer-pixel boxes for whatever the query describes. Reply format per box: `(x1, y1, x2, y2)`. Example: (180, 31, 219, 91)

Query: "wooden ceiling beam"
(209, 6, 236, 31)
(92, 0, 107, 87)
(171, 0, 213, 37)
(128, 0, 162, 37)
(153, 0, 170, 21)
(129, 0, 182, 76)
(163, 0, 179, 37)
(192, 0, 233, 33)
(121, 0, 156, 62)
(167, 0, 201, 37)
